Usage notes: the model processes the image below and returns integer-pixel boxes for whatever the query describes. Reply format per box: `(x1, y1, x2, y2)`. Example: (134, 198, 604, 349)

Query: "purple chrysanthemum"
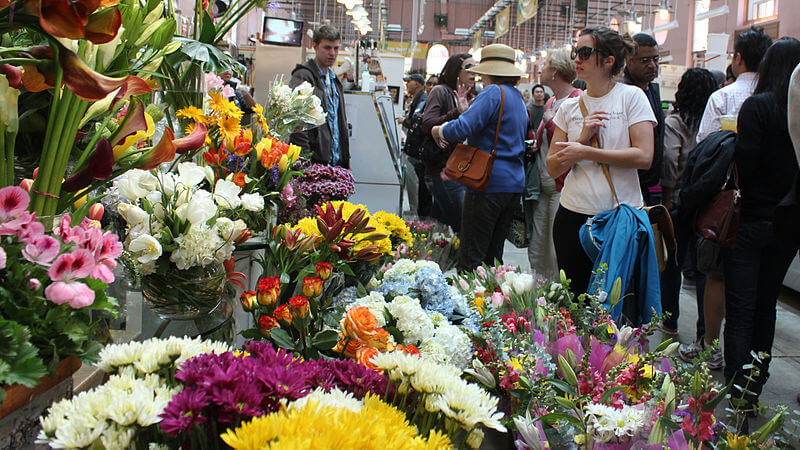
(159, 389, 209, 436)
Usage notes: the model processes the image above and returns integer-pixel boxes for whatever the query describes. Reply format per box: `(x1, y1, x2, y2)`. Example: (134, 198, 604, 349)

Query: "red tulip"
(88, 203, 104, 221)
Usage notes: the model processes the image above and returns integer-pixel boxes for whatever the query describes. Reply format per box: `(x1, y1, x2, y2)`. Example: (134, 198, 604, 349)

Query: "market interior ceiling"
(265, 0, 672, 53)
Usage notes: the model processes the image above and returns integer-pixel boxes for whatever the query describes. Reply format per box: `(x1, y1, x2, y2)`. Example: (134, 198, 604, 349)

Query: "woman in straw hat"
(431, 43, 528, 271)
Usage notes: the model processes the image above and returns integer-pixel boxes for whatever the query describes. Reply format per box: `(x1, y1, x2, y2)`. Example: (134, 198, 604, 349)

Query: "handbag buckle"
(458, 161, 470, 172)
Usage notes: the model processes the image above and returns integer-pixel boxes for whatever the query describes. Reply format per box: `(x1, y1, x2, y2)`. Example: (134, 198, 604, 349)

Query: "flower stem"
(30, 66, 66, 216)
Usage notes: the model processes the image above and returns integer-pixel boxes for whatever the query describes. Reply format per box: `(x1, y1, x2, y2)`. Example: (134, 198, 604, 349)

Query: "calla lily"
(61, 138, 114, 192)
(135, 127, 175, 170)
(21, 0, 122, 44)
(173, 122, 207, 154)
(0, 65, 23, 89)
(83, 6, 122, 44)
(109, 97, 154, 159)
(59, 46, 150, 101)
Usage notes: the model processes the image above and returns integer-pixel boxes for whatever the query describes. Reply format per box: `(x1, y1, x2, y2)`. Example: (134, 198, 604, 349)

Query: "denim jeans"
(425, 175, 464, 232)
(660, 211, 706, 332)
(722, 220, 798, 391)
(458, 192, 521, 271)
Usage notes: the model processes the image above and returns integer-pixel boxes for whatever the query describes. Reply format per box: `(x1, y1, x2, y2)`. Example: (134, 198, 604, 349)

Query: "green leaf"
(269, 328, 295, 350)
(384, 325, 404, 345)
(535, 412, 583, 428)
(599, 385, 627, 404)
(240, 329, 262, 340)
(701, 380, 732, 412)
(546, 379, 577, 397)
(554, 396, 576, 410)
(311, 330, 339, 350)
(199, 11, 216, 43)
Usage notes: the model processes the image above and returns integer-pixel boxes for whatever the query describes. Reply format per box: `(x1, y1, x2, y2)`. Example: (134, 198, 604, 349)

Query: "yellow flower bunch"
(372, 211, 413, 246)
(291, 201, 395, 255)
(220, 394, 451, 450)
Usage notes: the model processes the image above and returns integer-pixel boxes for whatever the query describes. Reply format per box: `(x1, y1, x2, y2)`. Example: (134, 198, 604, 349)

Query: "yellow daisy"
(217, 115, 241, 149)
(176, 105, 206, 124)
(207, 90, 229, 115)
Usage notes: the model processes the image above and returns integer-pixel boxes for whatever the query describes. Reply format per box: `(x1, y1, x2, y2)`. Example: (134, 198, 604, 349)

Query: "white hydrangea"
(170, 224, 223, 270)
(383, 258, 440, 282)
(348, 292, 389, 327)
(386, 295, 434, 345)
(418, 323, 472, 370)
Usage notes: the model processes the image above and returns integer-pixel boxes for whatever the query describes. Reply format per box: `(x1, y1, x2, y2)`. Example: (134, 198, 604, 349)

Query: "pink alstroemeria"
(0, 247, 6, 269)
(204, 72, 224, 91)
(0, 186, 29, 223)
(44, 249, 96, 308)
(22, 235, 61, 265)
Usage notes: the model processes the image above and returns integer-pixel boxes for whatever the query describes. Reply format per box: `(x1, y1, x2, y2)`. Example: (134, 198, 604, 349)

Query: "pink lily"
(22, 234, 60, 265)
(45, 249, 96, 308)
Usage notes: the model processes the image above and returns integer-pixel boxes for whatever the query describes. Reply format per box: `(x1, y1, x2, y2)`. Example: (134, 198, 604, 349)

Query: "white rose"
(115, 176, 147, 202)
(177, 162, 206, 188)
(128, 234, 162, 264)
(185, 191, 217, 225)
(213, 179, 241, 209)
(117, 203, 147, 226)
(240, 193, 264, 212)
(157, 172, 176, 196)
(214, 217, 235, 240)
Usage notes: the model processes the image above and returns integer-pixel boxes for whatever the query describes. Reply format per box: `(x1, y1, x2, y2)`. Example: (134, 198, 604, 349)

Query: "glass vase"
(141, 263, 226, 320)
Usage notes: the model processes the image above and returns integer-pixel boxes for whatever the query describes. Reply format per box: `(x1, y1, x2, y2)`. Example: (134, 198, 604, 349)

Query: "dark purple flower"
(254, 365, 310, 401)
(159, 388, 209, 436)
(224, 154, 249, 173)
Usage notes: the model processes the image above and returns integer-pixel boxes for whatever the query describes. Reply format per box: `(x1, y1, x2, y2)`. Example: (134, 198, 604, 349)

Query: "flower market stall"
(0, 1, 798, 447)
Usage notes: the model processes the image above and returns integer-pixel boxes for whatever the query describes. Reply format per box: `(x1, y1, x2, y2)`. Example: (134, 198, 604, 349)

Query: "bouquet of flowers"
(261, 78, 326, 141)
(0, 186, 119, 403)
(394, 220, 460, 271)
(115, 163, 251, 317)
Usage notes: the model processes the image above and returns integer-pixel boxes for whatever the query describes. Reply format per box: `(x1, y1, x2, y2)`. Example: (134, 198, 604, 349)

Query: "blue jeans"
(722, 220, 798, 390)
(425, 175, 464, 232)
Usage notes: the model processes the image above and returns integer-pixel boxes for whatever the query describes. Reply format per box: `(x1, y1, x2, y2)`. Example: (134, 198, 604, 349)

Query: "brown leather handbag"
(443, 86, 506, 192)
(696, 162, 740, 248)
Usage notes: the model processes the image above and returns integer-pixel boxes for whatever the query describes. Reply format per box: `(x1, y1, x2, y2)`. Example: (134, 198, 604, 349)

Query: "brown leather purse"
(443, 86, 506, 192)
(696, 162, 740, 248)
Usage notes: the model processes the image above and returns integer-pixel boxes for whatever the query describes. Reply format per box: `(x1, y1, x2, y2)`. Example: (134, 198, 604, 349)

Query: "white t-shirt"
(553, 83, 656, 215)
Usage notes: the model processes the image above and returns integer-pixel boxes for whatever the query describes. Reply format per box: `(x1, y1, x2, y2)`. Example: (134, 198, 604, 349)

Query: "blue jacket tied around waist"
(580, 204, 661, 325)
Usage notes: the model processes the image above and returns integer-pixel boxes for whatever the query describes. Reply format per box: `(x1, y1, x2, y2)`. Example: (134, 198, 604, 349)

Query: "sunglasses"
(571, 46, 599, 61)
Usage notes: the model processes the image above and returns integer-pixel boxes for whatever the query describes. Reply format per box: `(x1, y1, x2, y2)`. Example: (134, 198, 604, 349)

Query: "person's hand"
(432, 125, 450, 149)
(578, 111, 609, 145)
(456, 83, 471, 113)
(551, 141, 589, 166)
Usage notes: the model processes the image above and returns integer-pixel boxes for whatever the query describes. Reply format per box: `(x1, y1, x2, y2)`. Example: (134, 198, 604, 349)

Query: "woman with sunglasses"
(546, 27, 656, 296)
(420, 54, 476, 232)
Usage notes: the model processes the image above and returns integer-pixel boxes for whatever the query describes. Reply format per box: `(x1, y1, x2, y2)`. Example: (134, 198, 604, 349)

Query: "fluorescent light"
(384, 24, 402, 32)
(653, 20, 679, 32)
(337, 0, 362, 8)
(696, 5, 729, 20)
(454, 28, 471, 36)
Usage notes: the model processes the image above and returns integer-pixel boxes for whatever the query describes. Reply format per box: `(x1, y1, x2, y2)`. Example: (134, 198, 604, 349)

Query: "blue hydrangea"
(331, 286, 359, 313)
(378, 279, 413, 298)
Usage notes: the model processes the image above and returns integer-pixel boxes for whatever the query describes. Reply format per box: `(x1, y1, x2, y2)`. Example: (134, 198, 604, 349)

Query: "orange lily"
(135, 127, 175, 170)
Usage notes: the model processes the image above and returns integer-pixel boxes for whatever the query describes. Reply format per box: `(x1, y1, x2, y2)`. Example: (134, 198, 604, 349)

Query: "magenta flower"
(44, 249, 96, 308)
(0, 186, 29, 223)
(0, 246, 6, 269)
(22, 235, 60, 265)
(16, 218, 45, 243)
(159, 389, 209, 436)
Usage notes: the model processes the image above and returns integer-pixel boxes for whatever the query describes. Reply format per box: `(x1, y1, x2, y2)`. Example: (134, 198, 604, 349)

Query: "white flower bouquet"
(261, 78, 327, 141)
(115, 163, 252, 317)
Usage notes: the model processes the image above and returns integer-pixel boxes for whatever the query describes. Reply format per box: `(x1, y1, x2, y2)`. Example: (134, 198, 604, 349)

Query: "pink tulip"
(0, 186, 29, 223)
(48, 249, 95, 281)
(44, 281, 95, 308)
(88, 203, 104, 221)
(22, 235, 60, 265)
(19, 179, 33, 192)
(491, 291, 505, 308)
(0, 247, 6, 269)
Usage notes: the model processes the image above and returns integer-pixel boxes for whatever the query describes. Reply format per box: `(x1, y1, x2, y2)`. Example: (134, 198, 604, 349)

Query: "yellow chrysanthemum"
(220, 394, 450, 450)
(207, 90, 229, 114)
(176, 105, 207, 124)
(217, 115, 241, 149)
(373, 211, 413, 245)
(293, 217, 321, 238)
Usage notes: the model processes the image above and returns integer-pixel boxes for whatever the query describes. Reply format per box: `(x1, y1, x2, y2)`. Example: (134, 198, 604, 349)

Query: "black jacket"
(288, 59, 350, 167)
(402, 90, 427, 130)
(624, 77, 664, 189)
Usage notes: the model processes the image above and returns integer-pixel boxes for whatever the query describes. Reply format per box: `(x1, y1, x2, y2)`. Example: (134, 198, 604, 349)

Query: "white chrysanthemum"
(387, 295, 434, 345)
(170, 224, 223, 270)
(348, 292, 389, 327)
(48, 412, 108, 448)
(584, 402, 646, 443)
(99, 423, 135, 449)
(97, 341, 143, 372)
(290, 388, 364, 413)
(418, 323, 472, 370)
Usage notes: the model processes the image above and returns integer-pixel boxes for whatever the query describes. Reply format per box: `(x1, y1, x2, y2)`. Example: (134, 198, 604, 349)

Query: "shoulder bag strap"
(492, 86, 506, 157)
(579, 95, 620, 207)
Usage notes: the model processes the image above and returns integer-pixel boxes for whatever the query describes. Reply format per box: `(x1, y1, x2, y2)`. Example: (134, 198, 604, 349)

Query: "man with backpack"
(400, 73, 431, 217)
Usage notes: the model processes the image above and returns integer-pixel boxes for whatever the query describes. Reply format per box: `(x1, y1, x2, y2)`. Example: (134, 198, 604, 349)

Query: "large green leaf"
(311, 330, 339, 350)
(269, 328, 295, 350)
(199, 11, 216, 44)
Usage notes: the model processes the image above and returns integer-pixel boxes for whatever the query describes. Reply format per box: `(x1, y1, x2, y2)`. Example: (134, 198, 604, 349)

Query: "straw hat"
(468, 44, 524, 77)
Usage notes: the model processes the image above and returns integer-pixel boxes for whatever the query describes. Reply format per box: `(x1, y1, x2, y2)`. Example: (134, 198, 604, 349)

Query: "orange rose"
(273, 304, 292, 325)
(259, 315, 279, 335)
(400, 344, 422, 357)
(257, 277, 281, 307)
(288, 295, 310, 319)
(341, 307, 378, 342)
(315, 262, 333, 280)
(333, 334, 365, 359)
(301, 277, 323, 298)
(240, 290, 257, 311)
(365, 328, 393, 352)
(355, 347, 380, 370)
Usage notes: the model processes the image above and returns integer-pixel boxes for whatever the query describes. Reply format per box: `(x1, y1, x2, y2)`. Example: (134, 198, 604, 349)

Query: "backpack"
(402, 99, 426, 159)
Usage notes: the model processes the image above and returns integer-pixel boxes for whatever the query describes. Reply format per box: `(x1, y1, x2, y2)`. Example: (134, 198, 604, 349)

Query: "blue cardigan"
(441, 84, 527, 193)
(580, 204, 661, 325)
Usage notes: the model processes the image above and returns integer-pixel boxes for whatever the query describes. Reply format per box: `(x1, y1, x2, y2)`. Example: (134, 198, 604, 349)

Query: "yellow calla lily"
(112, 112, 155, 160)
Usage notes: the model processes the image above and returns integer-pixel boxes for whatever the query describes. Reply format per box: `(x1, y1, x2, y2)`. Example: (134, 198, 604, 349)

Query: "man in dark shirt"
(624, 33, 664, 206)
(399, 73, 431, 217)
(401, 74, 427, 128)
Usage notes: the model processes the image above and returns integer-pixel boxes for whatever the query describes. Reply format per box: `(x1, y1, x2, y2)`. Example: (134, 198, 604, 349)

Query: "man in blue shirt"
(289, 25, 350, 167)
